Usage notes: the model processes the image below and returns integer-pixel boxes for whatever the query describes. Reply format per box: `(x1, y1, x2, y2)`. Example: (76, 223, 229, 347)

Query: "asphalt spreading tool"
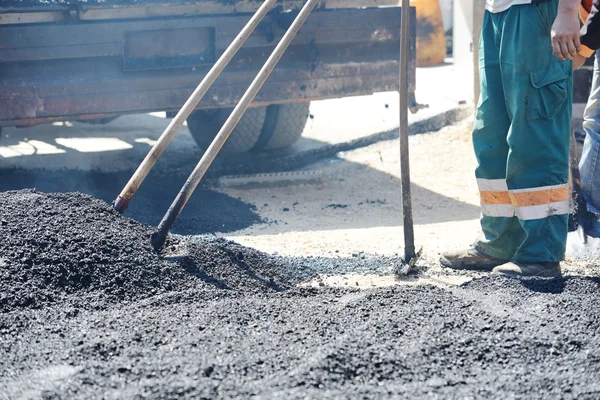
(114, 0, 420, 261)
(150, 0, 319, 251)
(395, 0, 421, 275)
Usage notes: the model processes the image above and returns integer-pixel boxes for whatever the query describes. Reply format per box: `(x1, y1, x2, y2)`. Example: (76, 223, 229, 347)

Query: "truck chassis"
(0, 1, 416, 128)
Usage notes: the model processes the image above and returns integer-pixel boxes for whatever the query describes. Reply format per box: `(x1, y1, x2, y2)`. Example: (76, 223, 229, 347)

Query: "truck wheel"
(186, 102, 310, 154)
(252, 103, 310, 152)
(186, 107, 266, 154)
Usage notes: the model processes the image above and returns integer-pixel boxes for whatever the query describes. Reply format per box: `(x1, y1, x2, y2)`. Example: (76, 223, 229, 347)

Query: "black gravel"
(2, 277, 600, 399)
(2, 190, 600, 398)
(0, 190, 287, 313)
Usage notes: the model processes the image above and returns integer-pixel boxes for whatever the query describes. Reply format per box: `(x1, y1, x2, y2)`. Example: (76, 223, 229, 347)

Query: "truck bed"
(0, 1, 399, 26)
(0, 0, 398, 13)
(0, 1, 399, 29)
(0, 2, 415, 127)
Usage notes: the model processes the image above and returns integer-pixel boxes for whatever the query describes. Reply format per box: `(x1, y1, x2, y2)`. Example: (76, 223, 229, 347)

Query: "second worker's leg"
(579, 51, 600, 237)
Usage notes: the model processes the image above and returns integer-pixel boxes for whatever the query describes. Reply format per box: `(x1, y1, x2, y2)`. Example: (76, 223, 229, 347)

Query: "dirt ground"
(212, 116, 479, 287)
(221, 116, 479, 257)
(218, 115, 600, 287)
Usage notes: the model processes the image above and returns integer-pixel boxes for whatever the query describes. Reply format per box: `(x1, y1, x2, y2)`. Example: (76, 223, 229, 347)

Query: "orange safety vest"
(581, 0, 596, 57)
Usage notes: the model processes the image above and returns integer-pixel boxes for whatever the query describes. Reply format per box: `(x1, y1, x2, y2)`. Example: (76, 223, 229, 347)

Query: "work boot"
(440, 248, 506, 271)
(492, 261, 562, 278)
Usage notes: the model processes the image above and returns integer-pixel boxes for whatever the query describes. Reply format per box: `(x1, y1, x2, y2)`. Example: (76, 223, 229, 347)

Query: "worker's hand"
(551, 11, 581, 60)
(573, 53, 587, 69)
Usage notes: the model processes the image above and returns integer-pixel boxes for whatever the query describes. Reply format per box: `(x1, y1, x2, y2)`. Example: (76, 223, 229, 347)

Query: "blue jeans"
(581, 51, 600, 236)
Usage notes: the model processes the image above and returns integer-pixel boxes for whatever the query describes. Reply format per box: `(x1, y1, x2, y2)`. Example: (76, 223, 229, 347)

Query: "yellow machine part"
(409, 0, 447, 66)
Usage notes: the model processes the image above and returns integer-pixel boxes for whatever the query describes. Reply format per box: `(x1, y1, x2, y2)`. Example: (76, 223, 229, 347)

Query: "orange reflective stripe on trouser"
(477, 180, 570, 220)
(480, 191, 511, 205)
(477, 179, 515, 218)
(509, 184, 570, 220)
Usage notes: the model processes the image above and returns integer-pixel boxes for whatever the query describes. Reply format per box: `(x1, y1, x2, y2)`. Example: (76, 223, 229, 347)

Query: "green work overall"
(473, 0, 572, 262)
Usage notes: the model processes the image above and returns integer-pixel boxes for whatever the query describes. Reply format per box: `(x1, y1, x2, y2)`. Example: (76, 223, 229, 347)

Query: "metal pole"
(112, 0, 277, 213)
(399, 0, 415, 261)
(151, 0, 319, 251)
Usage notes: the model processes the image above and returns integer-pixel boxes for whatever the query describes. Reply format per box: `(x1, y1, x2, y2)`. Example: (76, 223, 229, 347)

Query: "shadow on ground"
(0, 113, 480, 234)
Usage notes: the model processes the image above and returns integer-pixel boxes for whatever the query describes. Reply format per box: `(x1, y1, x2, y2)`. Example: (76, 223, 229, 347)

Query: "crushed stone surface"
(2, 277, 600, 399)
(2, 190, 600, 398)
(0, 190, 287, 313)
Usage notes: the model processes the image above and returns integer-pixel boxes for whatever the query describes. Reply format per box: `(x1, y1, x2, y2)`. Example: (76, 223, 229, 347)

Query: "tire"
(186, 102, 310, 154)
(186, 107, 266, 154)
(253, 102, 310, 152)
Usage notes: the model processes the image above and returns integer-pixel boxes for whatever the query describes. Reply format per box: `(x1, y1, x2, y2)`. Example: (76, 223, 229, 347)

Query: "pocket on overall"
(527, 62, 569, 120)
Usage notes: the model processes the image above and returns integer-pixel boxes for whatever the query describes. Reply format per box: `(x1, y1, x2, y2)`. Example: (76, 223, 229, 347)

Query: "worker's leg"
(441, 11, 524, 270)
(499, 0, 572, 263)
(580, 51, 600, 237)
(471, 11, 525, 261)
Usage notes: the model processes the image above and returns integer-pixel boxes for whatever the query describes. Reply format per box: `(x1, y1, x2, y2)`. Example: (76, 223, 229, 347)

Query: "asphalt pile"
(2, 190, 600, 398)
(2, 276, 600, 399)
(0, 189, 289, 313)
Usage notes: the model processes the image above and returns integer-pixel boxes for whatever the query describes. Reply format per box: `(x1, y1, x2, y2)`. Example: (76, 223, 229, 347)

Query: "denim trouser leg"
(580, 51, 600, 237)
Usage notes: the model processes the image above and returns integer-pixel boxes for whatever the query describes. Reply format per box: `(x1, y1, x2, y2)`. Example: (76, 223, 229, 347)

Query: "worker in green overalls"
(440, 0, 581, 277)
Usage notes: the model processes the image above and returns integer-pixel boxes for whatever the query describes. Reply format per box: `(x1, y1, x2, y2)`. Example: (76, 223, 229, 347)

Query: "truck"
(0, 0, 416, 154)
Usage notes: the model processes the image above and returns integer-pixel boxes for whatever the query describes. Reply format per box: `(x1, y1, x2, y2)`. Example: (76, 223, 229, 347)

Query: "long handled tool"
(151, 0, 319, 251)
(397, 0, 420, 273)
(112, 0, 278, 213)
